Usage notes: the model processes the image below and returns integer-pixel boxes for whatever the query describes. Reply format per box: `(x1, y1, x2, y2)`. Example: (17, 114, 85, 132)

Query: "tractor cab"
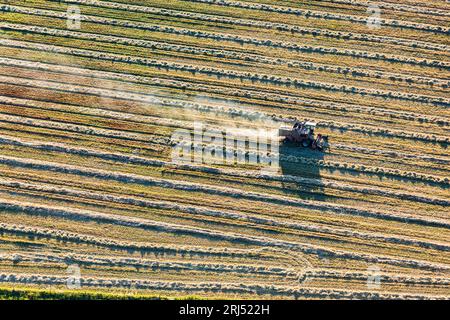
(303, 121, 316, 135)
(304, 121, 316, 129)
(293, 121, 316, 136)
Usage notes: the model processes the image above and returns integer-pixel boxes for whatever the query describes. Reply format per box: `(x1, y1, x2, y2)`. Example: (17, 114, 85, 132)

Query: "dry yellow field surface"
(0, 0, 449, 299)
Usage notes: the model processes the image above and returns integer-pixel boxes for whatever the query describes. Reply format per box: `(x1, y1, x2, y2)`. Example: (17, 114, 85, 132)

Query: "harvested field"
(0, 0, 448, 300)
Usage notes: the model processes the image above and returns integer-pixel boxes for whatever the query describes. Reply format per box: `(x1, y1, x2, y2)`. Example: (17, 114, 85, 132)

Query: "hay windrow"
(0, 0, 448, 299)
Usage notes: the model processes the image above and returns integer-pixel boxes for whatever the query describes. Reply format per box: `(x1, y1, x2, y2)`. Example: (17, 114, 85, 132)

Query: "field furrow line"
(2, 177, 449, 251)
(1, 96, 448, 184)
(3, 97, 449, 168)
(174, 140, 449, 184)
(0, 67, 448, 143)
(4, 91, 448, 167)
(317, 121, 449, 144)
(3, 223, 450, 288)
(278, 153, 449, 185)
(0, 132, 446, 206)
(332, 144, 449, 165)
(50, 0, 450, 49)
(0, 155, 448, 229)
(0, 273, 447, 299)
(4, 103, 447, 185)
(181, 0, 450, 33)
(316, 0, 450, 16)
(301, 270, 450, 285)
(4, 23, 448, 89)
(1, 197, 450, 272)
(0, 0, 448, 299)
(1, 132, 448, 207)
(2, 6, 448, 69)
(0, 252, 293, 277)
(0, 39, 446, 106)
(0, 112, 169, 145)
(3, 252, 450, 286)
(1, 57, 447, 127)
(0, 223, 260, 259)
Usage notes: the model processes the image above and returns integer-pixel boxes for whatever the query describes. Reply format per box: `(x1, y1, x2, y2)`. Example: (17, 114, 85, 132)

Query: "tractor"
(279, 121, 329, 151)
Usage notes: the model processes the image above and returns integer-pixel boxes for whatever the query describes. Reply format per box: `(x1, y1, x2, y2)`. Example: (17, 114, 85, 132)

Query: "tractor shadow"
(278, 141, 327, 201)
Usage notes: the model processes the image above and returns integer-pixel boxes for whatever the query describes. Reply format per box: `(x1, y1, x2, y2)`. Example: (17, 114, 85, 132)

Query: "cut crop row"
(1, 198, 449, 271)
(1, 132, 448, 207)
(0, 223, 259, 259)
(1, 56, 446, 127)
(5, 23, 447, 89)
(0, 252, 293, 277)
(0, 112, 169, 145)
(48, 0, 450, 50)
(3, 177, 449, 251)
(2, 84, 448, 174)
(180, 0, 450, 33)
(3, 5, 447, 69)
(311, 0, 450, 17)
(174, 138, 450, 185)
(2, 73, 447, 144)
(1, 155, 448, 229)
(1, 37, 447, 106)
(301, 270, 450, 286)
(2, 95, 447, 167)
(0, 273, 446, 299)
